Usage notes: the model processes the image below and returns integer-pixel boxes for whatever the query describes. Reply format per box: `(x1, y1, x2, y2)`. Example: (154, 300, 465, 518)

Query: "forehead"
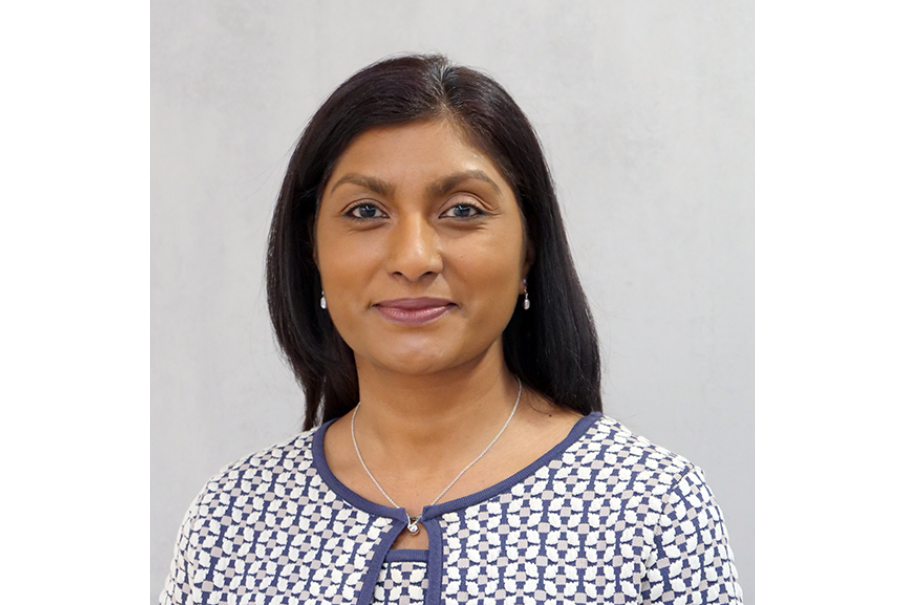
(325, 119, 511, 191)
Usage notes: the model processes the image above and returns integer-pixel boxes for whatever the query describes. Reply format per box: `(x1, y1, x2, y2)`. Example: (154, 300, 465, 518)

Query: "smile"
(374, 298, 455, 326)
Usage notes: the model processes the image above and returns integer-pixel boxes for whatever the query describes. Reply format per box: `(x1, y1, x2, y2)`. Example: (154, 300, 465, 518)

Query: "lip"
(374, 297, 455, 326)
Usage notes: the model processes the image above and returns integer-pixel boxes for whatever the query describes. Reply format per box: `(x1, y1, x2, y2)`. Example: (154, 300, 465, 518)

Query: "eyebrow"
(329, 170, 502, 198)
(329, 173, 394, 196)
(429, 170, 502, 196)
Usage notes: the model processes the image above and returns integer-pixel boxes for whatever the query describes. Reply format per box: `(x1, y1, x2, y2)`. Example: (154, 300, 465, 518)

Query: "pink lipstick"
(374, 298, 454, 326)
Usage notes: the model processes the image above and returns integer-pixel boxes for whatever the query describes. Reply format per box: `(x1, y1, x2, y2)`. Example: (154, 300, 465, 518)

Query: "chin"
(351, 330, 503, 377)
(357, 342, 467, 376)
(376, 353, 455, 376)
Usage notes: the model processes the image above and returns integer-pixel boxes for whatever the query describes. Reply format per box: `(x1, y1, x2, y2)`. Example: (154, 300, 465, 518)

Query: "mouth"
(374, 297, 455, 326)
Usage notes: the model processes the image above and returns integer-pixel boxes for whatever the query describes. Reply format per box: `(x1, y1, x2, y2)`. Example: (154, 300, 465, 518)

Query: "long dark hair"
(267, 54, 602, 430)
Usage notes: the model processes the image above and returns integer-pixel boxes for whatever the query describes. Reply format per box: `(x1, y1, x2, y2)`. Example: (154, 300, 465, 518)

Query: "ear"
(522, 239, 535, 285)
(309, 214, 319, 268)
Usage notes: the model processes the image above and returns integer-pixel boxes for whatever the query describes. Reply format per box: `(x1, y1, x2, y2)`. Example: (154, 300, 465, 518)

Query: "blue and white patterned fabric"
(160, 413, 743, 604)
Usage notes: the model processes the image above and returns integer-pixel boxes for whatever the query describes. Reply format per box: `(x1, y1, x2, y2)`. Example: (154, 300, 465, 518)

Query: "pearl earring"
(522, 280, 530, 310)
(320, 291, 327, 309)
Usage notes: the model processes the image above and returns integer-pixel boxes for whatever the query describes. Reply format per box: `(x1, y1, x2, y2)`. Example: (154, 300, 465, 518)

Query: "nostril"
(386, 223, 443, 280)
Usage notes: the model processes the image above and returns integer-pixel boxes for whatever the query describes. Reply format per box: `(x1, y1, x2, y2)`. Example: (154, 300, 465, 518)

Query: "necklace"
(351, 378, 522, 535)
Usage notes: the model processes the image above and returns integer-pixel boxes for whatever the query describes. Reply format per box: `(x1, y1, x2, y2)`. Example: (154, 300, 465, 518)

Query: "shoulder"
(572, 413, 696, 479)
(569, 417, 744, 601)
(551, 413, 711, 509)
(186, 428, 321, 523)
(209, 428, 318, 486)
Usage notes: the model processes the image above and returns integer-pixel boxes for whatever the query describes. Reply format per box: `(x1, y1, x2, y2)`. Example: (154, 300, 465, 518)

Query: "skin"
(317, 119, 580, 549)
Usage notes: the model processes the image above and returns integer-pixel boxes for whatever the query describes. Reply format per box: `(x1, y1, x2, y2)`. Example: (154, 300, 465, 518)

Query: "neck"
(351, 349, 522, 465)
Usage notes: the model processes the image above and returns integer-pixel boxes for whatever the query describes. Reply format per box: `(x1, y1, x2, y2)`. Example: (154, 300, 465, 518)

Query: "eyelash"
(440, 203, 486, 219)
(344, 201, 486, 221)
(345, 203, 387, 220)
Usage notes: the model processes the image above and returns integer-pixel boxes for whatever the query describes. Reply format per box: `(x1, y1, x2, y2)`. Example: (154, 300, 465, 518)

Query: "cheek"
(316, 229, 376, 293)
(450, 239, 524, 305)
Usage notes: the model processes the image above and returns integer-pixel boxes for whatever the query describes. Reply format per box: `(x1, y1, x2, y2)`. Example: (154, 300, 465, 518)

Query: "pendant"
(406, 516, 421, 535)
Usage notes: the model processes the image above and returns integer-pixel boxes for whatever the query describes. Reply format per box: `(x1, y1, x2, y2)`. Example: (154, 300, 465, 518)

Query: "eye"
(441, 203, 485, 219)
(345, 203, 387, 220)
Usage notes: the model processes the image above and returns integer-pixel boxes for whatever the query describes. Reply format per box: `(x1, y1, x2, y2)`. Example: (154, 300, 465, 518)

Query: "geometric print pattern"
(160, 414, 743, 604)
(373, 561, 428, 604)
(159, 432, 395, 604)
(441, 417, 742, 604)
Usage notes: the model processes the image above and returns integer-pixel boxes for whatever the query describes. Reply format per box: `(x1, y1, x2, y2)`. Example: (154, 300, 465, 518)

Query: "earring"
(522, 280, 530, 310)
(320, 291, 327, 309)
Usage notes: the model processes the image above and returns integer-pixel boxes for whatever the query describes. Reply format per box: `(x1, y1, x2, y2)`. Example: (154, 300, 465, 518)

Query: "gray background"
(151, 1, 754, 602)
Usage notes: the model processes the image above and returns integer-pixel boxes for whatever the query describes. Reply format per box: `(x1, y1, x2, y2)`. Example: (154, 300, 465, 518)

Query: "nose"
(385, 214, 443, 281)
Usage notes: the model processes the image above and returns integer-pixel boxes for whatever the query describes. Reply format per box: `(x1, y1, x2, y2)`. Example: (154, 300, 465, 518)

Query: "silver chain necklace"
(351, 378, 522, 535)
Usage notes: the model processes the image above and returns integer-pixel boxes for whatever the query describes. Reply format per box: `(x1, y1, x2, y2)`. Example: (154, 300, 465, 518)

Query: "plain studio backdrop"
(151, 2, 754, 603)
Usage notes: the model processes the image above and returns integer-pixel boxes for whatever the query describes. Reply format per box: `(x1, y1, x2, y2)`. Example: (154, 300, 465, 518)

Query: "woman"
(161, 54, 742, 604)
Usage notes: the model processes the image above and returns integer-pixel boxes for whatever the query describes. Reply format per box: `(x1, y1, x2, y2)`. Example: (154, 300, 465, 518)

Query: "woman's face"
(315, 119, 531, 377)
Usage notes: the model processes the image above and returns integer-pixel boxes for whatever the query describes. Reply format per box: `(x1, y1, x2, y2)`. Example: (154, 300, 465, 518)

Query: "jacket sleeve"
(158, 492, 203, 605)
(641, 467, 744, 604)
